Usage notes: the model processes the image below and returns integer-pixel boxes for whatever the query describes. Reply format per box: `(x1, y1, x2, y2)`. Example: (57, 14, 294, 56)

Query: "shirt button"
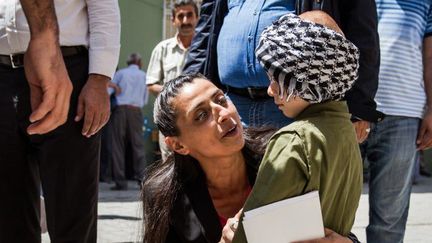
(248, 36, 252, 41)
(248, 64, 253, 68)
(253, 11, 257, 15)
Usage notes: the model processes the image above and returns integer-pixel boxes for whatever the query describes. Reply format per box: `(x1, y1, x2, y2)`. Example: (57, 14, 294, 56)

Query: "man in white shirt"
(0, 0, 120, 242)
(109, 53, 148, 190)
(147, 0, 198, 160)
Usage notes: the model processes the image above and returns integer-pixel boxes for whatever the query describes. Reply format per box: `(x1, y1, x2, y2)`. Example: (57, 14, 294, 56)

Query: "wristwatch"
(347, 232, 361, 243)
(350, 115, 363, 123)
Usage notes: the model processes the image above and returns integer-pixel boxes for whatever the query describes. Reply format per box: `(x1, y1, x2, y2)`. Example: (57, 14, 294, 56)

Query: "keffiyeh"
(256, 13, 360, 103)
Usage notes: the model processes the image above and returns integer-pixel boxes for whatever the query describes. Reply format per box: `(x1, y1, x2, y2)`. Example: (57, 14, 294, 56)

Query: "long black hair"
(142, 74, 275, 243)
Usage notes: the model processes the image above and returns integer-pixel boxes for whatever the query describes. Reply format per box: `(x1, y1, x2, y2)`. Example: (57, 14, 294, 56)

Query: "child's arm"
(233, 132, 311, 243)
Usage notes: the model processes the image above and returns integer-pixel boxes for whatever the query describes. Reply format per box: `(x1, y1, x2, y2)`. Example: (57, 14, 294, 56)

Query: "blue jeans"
(226, 92, 293, 128)
(360, 116, 420, 243)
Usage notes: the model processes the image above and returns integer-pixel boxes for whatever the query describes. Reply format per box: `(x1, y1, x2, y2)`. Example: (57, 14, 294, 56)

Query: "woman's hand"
(294, 228, 353, 243)
(219, 209, 243, 243)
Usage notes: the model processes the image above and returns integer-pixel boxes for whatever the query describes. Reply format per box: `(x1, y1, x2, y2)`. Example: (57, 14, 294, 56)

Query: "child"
(233, 11, 363, 242)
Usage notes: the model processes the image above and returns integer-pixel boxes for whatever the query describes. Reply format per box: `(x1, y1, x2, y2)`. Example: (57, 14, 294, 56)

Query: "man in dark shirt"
(184, 0, 384, 142)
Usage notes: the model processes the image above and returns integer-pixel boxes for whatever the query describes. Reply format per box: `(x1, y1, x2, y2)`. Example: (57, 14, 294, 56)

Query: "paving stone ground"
(42, 177, 432, 243)
(352, 176, 432, 242)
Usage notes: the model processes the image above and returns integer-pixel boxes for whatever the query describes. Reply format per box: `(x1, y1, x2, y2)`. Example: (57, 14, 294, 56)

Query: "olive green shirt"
(233, 101, 362, 242)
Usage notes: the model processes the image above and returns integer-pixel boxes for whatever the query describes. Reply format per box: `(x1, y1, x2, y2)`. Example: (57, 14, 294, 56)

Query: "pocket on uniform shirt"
(164, 62, 179, 82)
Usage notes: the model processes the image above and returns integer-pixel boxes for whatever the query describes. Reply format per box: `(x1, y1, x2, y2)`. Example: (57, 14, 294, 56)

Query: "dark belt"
(226, 85, 270, 100)
(0, 46, 87, 68)
(117, 104, 142, 110)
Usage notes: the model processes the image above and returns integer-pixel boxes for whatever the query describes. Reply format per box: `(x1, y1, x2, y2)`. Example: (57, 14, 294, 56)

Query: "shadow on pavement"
(99, 181, 141, 203)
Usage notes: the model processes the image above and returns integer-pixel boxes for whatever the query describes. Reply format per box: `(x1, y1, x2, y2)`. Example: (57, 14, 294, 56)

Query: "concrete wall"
(118, 0, 164, 70)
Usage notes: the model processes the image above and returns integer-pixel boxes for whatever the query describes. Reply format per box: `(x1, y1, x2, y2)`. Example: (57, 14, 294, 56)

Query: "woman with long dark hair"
(142, 74, 358, 243)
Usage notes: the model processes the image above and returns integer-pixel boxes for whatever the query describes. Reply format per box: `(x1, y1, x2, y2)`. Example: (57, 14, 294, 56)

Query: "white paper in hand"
(242, 191, 324, 243)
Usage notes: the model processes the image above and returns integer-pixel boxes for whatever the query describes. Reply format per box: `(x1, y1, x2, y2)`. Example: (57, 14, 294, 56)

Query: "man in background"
(184, 0, 383, 139)
(361, 1, 432, 242)
(147, 0, 199, 160)
(110, 53, 148, 190)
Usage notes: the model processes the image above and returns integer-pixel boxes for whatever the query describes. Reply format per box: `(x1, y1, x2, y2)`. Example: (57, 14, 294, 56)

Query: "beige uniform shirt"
(146, 35, 188, 85)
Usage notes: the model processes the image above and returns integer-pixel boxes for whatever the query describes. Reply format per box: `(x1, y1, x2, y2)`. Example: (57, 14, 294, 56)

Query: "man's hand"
(417, 109, 432, 150)
(219, 209, 242, 243)
(75, 74, 110, 137)
(293, 228, 352, 243)
(108, 81, 122, 95)
(353, 120, 370, 143)
(419, 37, 432, 150)
(25, 33, 73, 135)
(113, 85, 122, 95)
(147, 83, 163, 96)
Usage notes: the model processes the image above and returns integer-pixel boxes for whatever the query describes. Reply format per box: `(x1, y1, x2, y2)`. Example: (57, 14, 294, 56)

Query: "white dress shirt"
(0, 0, 121, 79)
(111, 65, 148, 108)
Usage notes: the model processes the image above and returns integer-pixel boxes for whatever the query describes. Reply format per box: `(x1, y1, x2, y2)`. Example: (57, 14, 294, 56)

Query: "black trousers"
(100, 120, 113, 182)
(0, 52, 99, 243)
(110, 106, 146, 188)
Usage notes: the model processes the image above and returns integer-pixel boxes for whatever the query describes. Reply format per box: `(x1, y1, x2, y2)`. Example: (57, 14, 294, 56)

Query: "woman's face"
(167, 78, 245, 159)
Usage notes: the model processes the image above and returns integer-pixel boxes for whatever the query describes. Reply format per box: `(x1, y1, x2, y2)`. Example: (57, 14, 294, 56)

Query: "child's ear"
(165, 136, 190, 155)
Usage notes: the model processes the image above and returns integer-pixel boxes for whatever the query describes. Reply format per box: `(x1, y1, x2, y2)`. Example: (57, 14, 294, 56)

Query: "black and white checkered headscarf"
(256, 13, 360, 103)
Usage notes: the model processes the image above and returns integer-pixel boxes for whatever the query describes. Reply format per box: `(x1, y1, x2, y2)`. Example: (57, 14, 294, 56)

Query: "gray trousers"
(110, 106, 146, 188)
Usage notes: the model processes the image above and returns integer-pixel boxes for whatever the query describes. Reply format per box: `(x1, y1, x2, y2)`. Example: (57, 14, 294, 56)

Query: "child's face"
(267, 80, 310, 118)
